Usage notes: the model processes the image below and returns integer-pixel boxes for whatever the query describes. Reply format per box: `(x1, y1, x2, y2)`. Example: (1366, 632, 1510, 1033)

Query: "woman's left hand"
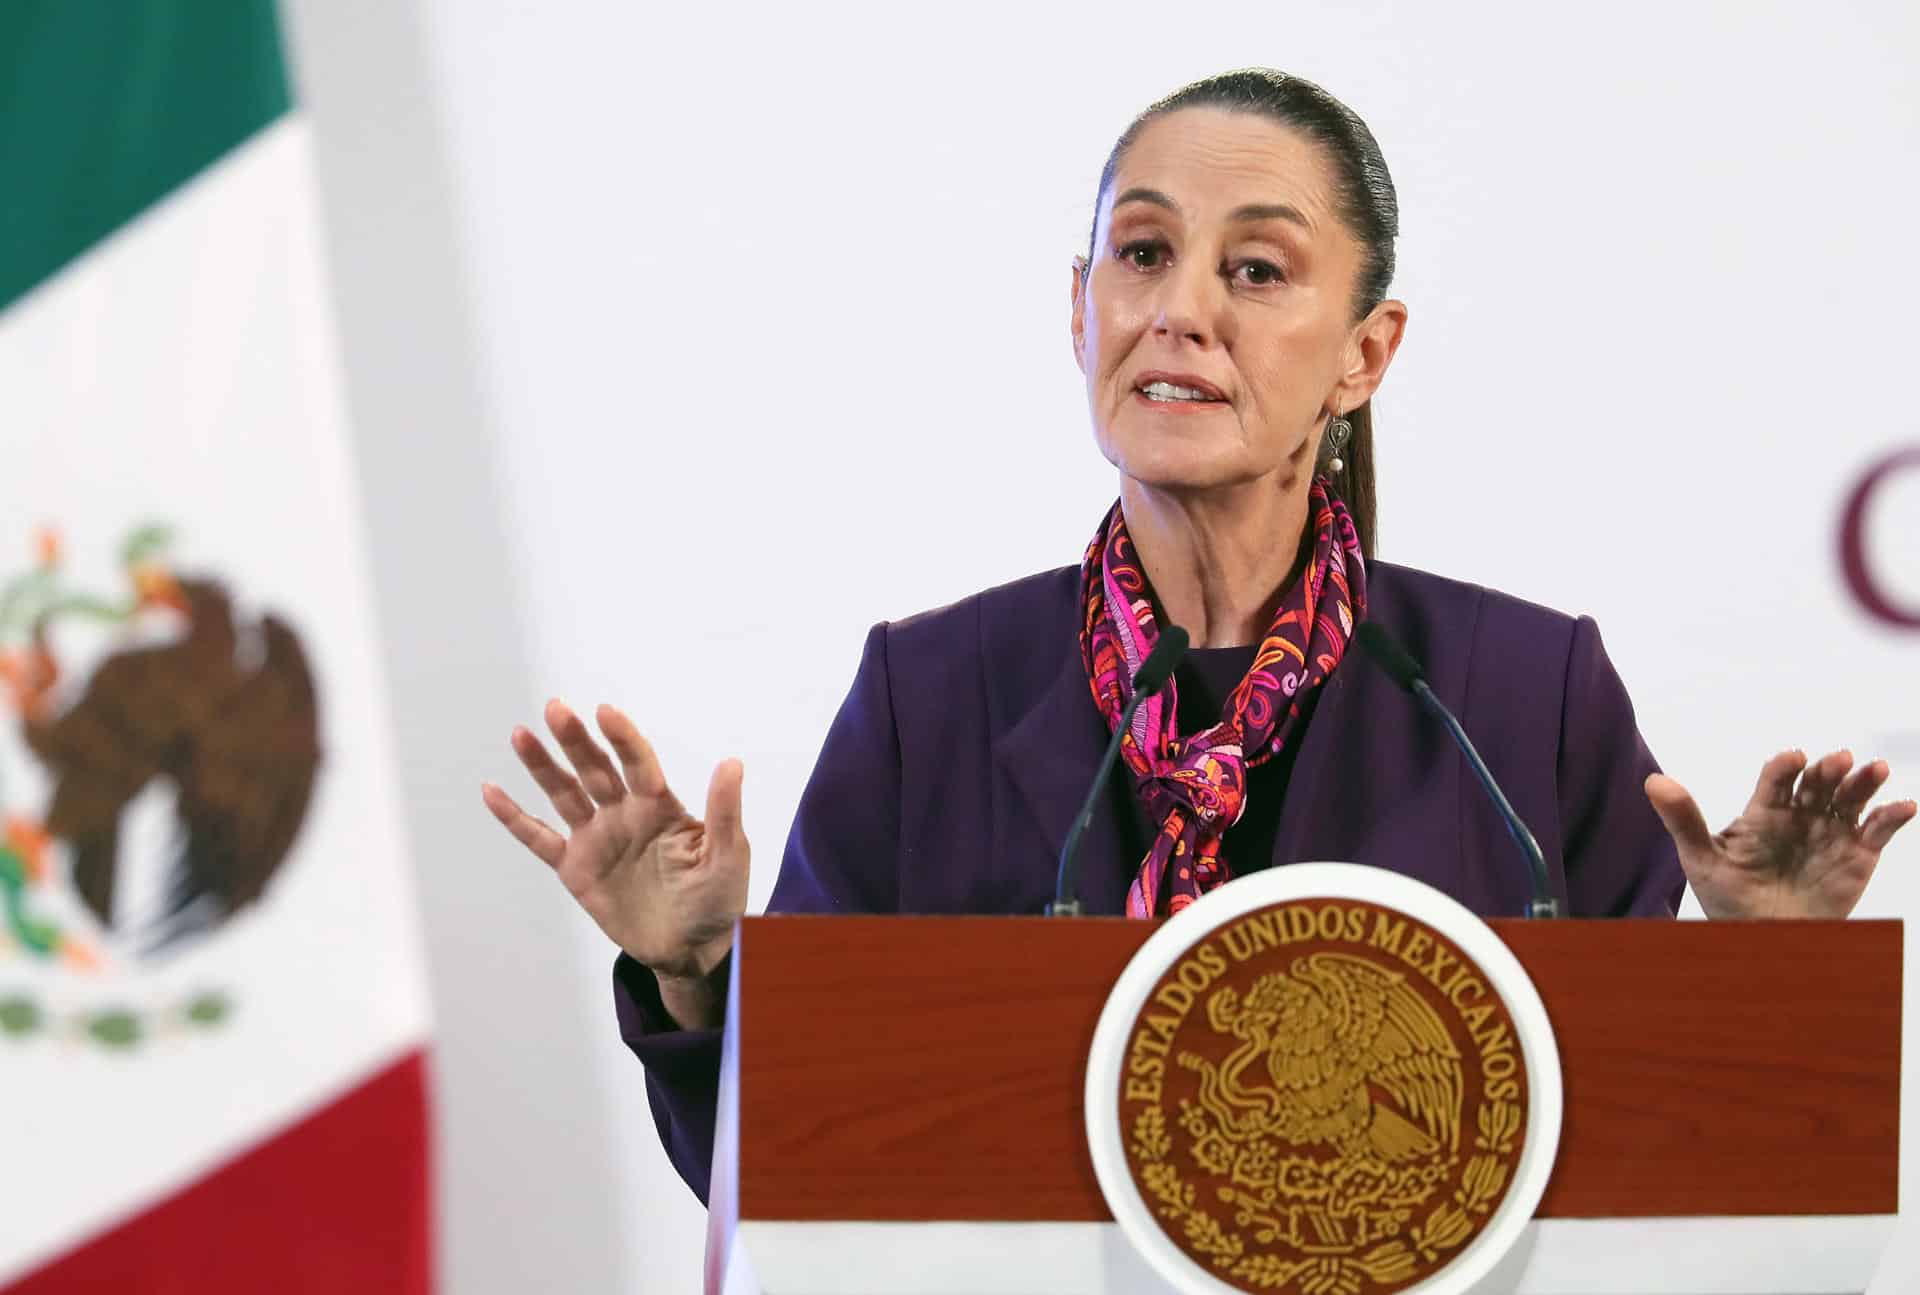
(1644, 750, 1916, 919)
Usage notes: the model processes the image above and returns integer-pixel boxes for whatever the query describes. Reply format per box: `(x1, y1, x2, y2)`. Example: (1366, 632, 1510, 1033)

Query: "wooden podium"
(705, 916, 1901, 1295)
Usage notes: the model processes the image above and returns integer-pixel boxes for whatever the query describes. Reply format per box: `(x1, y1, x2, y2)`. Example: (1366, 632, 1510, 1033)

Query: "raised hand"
(482, 700, 748, 1022)
(1645, 750, 1916, 919)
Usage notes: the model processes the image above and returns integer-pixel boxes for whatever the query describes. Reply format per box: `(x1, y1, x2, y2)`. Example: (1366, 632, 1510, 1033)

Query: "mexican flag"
(0, 3, 433, 1290)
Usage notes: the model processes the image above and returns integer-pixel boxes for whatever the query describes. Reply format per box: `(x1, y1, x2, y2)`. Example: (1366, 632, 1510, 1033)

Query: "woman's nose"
(1152, 261, 1220, 346)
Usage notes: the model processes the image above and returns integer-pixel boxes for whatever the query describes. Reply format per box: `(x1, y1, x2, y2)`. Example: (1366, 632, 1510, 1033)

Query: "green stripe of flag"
(0, 0, 291, 313)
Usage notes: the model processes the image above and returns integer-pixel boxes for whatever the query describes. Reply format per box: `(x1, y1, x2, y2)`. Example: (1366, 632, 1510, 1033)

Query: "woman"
(480, 70, 1913, 1203)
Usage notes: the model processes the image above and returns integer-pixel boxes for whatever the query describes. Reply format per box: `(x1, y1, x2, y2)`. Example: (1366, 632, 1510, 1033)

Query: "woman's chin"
(1115, 457, 1269, 495)
(1101, 437, 1265, 495)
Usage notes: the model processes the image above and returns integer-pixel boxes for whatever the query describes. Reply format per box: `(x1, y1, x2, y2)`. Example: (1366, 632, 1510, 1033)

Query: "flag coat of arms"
(0, 4, 434, 1289)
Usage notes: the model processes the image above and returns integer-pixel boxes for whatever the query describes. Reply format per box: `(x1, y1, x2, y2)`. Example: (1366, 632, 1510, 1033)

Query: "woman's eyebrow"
(1230, 202, 1311, 229)
(1112, 186, 1180, 215)
(1111, 189, 1311, 231)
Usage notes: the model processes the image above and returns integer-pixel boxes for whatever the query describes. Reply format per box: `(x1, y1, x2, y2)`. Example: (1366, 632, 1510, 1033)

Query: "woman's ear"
(1332, 299, 1408, 411)
(1070, 257, 1089, 374)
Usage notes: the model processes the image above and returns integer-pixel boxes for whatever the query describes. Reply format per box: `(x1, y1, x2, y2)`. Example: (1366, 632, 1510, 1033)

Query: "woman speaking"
(480, 69, 1913, 1203)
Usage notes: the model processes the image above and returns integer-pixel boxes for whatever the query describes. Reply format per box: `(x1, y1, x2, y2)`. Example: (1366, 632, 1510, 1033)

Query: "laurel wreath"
(1129, 1099, 1521, 1294)
(0, 987, 232, 1051)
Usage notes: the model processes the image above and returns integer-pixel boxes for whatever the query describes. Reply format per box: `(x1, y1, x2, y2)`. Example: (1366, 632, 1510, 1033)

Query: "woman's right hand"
(481, 700, 748, 1023)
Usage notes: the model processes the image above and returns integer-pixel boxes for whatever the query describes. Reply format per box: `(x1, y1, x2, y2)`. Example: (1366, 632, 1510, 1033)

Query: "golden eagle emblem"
(1120, 901, 1528, 1295)
(1194, 953, 1461, 1166)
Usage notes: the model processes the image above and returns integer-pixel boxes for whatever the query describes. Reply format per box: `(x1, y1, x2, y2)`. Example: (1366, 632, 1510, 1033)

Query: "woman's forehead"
(1107, 108, 1338, 232)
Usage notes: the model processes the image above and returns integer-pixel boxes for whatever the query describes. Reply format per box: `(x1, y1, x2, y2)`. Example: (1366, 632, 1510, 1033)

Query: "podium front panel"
(708, 915, 1899, 1295)
(730, 916, 1897, 1222)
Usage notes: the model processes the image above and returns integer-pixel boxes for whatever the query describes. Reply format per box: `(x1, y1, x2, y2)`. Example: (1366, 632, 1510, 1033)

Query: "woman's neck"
(1119, 475, 1312, 649)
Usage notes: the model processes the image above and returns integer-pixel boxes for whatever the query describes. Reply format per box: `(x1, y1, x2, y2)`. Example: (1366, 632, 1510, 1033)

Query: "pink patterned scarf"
(1079, 477, 1367, 917)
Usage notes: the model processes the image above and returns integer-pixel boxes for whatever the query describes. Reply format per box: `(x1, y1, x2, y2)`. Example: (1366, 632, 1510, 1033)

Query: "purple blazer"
(614, 559, 1685, 1203)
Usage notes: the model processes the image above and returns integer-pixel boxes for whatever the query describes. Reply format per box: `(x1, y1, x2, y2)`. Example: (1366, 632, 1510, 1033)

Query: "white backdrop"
(287, 2, 1920, 1292)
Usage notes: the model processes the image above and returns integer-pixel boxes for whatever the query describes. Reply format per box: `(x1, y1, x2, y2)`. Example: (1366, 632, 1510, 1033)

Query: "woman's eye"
(1234, 259, 1285, 287)
(1117, 240, 1167, 269)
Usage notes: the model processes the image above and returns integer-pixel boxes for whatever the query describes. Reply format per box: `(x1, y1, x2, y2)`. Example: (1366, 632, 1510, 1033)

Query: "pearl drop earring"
(1326, 409, 1353, 474)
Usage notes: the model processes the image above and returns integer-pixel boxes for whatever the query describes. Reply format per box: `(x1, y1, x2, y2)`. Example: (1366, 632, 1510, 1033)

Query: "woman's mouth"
(1134, 378, 1228, 410)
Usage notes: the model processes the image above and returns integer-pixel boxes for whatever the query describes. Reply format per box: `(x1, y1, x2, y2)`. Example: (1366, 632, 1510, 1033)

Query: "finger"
(1861, 800, 1919, 853)
(1747, 750, 1808, 812)
(546, 698, 627, 807)
(511, 725, 596, 828)
(596, 704, 685, 813)
(704, 758, 746, 851)
(481, 781, 565, 868)
(1830, 758, 1891, 822)
(1791, 750, 1853, 813)
(1646, 773, 1717, 860)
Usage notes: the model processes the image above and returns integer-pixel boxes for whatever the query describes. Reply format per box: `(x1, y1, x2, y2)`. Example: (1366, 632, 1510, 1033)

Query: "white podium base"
(719, 1215, 1894, 1295)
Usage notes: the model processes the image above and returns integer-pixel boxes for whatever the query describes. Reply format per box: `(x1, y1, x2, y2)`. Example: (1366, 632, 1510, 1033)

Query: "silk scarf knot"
(1078, 476, 1366, 918)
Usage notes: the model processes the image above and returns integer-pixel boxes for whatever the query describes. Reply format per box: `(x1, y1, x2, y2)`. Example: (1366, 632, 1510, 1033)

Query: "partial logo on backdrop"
(0, 524, 320, 1049)
(1840, 446, 1920, 631)
(1086, 865, 1561, 1295)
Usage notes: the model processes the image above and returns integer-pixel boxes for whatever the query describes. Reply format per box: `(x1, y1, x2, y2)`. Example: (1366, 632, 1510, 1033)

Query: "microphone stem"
(1049, 689, 1149, 917)
(1411, 680, 1561, 919)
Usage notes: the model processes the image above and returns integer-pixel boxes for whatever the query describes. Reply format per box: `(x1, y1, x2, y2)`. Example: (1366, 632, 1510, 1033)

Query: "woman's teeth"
(1141, 381, 1218, 402)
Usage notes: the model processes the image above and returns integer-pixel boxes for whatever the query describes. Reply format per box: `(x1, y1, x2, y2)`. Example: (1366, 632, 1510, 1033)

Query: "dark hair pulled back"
(1088, 69, 1398, 557)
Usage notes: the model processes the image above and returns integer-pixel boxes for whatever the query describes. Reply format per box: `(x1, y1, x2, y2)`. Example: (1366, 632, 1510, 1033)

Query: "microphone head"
(1354, 621, 1426, 693)
(1131, 625, 1189, 696)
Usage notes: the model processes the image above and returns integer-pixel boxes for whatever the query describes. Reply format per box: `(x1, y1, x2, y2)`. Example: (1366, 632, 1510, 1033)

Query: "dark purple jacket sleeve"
(611, 622, 902, 1204)
(1557, 616, 1687, 916)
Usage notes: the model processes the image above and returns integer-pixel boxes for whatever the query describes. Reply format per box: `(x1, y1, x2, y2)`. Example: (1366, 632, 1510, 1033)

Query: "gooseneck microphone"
(1048, 626, 1190, 916)
(1353, 622, 1562, 919)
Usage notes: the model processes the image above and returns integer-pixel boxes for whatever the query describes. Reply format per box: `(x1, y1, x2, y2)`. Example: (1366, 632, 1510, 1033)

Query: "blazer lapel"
(990, 649, 1133, 914)
(1270, 661, 1354, 868)
(1268, 643, 1467, 899)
